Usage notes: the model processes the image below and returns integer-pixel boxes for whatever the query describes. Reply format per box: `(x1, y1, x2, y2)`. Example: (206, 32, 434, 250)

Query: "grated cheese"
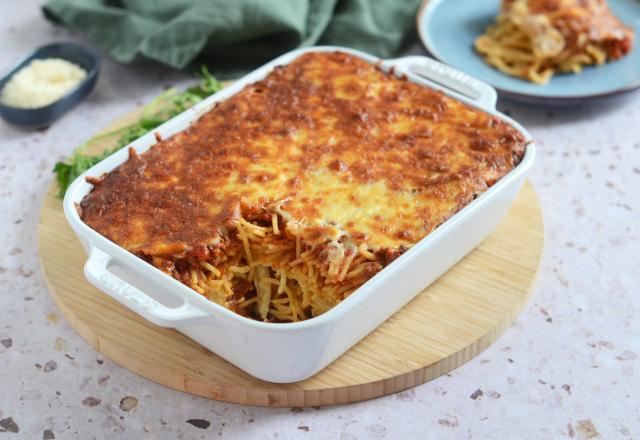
(0, 58, 87, 109)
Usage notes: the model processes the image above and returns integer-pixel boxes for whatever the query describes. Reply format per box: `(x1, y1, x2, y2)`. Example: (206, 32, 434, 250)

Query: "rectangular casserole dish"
(63, 46, 535, 383)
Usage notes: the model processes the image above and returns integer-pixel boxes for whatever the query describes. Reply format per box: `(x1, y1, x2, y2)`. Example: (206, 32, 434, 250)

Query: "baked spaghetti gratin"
(475, 0, 634, 84)
(80, 51, 527, 323)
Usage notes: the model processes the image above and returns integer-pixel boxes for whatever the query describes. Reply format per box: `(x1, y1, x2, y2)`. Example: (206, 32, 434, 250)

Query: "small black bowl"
(0, 42, 100, 128)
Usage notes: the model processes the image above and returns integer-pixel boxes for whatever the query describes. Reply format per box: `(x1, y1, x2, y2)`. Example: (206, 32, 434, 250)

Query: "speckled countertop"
(1, 3, 639, 440)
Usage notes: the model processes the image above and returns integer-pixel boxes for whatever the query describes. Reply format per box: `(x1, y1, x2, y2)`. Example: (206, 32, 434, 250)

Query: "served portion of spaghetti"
(475, 0, 634, 84)
(79, 51, 527, 323)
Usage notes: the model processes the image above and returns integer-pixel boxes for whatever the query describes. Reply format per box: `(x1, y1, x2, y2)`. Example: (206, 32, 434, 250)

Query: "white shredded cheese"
(0, 58, 87, 109)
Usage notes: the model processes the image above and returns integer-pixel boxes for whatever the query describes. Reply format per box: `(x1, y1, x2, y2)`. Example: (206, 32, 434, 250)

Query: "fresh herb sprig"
(53, 67, 222, 198)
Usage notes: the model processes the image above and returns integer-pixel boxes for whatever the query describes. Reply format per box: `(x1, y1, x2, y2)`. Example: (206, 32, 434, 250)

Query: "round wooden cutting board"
(38, 109, 544, 407)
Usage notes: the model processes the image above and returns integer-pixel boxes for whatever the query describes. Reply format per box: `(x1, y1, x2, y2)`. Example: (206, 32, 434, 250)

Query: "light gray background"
(1, 2, 638, 439)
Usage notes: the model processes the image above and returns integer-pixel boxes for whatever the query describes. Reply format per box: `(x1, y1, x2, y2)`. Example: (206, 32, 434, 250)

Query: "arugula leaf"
(53, 67, 222, 198)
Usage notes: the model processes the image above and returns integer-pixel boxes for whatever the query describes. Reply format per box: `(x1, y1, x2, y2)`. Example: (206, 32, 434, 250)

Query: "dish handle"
(84, 246, 211, 327)
(384, 55, 497, 109)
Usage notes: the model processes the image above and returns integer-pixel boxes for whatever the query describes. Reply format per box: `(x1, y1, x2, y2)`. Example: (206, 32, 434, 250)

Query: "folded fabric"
(43, 0, 421, 77)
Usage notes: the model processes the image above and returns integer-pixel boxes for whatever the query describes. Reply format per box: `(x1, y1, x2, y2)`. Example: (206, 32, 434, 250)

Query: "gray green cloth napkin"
(43, 0, 422, 77)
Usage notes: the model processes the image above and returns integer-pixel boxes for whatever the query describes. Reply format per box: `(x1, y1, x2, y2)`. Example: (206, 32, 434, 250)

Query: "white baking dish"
(63, 46, 535, 383)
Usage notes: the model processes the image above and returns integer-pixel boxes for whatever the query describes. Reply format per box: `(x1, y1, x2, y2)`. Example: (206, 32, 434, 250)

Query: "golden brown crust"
(80, 51, 526, 259)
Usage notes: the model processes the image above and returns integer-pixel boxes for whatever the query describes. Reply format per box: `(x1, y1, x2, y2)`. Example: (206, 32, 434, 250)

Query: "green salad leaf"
(53, 67, 222, 198)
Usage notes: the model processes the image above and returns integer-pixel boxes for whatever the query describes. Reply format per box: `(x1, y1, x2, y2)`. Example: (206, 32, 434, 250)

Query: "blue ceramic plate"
(417, 0, 640, 105)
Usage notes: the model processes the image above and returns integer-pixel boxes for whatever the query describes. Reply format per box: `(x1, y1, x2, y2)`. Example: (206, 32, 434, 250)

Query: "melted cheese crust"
(80, 51, 526, 259)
